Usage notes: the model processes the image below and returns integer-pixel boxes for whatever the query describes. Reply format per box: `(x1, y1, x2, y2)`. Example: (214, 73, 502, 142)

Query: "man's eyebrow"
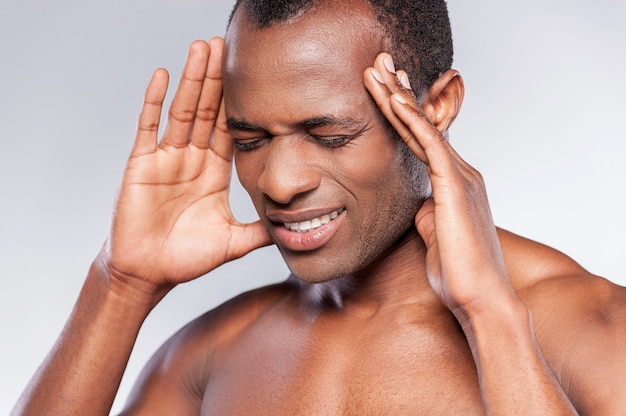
(300, 115, 363, 130)
(226, 119, 261, 131)
(226, 115, 364, 132)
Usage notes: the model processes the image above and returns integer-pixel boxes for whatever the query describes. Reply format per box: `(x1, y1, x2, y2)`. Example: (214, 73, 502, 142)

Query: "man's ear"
(420, 70, 464, 134)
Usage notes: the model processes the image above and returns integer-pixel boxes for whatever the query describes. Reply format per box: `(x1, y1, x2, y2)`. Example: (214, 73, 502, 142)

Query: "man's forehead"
(222, 1, 385, 133)
(224, 0, 383, 59)
(224, 8, 383, 86)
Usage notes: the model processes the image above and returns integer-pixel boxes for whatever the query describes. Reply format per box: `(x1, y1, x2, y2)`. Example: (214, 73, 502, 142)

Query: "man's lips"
(268, 208, 347, 252)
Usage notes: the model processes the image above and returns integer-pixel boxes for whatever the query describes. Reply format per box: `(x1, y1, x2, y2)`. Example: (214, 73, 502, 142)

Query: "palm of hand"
(109, 143, 235, 286)
(101, 39, 270, 292)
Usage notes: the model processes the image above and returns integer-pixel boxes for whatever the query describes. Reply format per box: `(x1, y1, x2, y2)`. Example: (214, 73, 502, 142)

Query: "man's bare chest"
(197, 313, 484, 415)
(199, 367, 483, 415)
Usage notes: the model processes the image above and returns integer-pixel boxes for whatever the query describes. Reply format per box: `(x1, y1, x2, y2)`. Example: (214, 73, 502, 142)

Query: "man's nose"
(257, 137, 321, 205)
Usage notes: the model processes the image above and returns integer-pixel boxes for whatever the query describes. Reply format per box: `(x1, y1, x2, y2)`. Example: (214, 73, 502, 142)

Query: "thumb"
(415, 198, 445, 301)
(415, 198, 436, 249)
(228, 220, 273, 260)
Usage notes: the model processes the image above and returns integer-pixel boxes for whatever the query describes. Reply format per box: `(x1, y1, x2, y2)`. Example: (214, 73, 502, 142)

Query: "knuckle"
(399, 130, 415, 145)
(138, 122, 159, 133)
(194, 105, 218, 122)
(205, 73, 222, 82)
(168, 107, 195, 123)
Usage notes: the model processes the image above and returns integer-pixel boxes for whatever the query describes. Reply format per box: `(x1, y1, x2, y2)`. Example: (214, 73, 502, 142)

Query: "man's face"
(223, 3, 429, 282)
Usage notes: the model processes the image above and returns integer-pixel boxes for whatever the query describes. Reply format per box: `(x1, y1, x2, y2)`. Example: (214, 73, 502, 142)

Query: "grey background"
(1, 1, 625, 413)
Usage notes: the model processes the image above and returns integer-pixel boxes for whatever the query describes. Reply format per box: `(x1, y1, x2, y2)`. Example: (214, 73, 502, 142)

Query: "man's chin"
(285, 266, 348, 285)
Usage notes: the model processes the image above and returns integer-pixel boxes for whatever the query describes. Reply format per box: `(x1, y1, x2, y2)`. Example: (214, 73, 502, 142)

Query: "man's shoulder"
(173, 278, 300, 349)
(499, 228, 626, 413)
(498, 228, 589, 288)
(523, 271, 626, 413)
(123, 279, 300, 407)
(520, 270, 626, 327)
(498, 227, 626, 324)
(139, 279, 298, 376)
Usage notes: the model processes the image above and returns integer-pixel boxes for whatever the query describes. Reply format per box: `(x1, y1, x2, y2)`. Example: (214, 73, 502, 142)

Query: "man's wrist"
(454, 287, 531, 345)
(88, 254, 170, 318)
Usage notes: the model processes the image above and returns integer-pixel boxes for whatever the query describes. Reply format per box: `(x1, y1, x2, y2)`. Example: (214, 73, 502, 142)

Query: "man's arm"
(11, 37, 270, 416)
(12, 262, 155, 416)
(519, 273, 626, 414)
(566, 286, 626, 414)
(364, 53, 578, 414)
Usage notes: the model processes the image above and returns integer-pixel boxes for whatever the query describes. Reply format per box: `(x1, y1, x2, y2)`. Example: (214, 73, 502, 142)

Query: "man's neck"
(294, 228, 444, 317)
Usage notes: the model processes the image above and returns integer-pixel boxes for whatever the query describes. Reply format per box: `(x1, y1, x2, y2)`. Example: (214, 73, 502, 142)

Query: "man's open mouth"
(283, 208, 345, 233)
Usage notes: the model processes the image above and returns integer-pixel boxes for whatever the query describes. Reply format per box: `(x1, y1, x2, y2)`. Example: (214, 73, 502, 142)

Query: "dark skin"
(12, 2, 626, 415)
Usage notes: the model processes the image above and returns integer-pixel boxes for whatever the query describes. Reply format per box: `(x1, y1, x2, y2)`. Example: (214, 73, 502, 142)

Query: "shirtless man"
(12, 0, 626, 414)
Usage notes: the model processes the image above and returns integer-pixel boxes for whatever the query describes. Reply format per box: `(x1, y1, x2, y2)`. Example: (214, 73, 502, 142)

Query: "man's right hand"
(11, 39, 270, 416)
(98, 38, 271, 300)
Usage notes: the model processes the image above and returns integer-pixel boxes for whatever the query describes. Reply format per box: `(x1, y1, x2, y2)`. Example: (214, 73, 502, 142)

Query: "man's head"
(228, 0, 453, 97)
(222, 0, 459, 283)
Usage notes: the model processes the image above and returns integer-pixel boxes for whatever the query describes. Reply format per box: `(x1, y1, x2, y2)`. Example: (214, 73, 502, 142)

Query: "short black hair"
(228, 0, 453, 95)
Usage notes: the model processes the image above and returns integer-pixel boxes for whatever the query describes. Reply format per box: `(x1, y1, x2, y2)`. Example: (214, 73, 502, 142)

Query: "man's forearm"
(12, 260, 157, 416)
(462, 298, 578, 415)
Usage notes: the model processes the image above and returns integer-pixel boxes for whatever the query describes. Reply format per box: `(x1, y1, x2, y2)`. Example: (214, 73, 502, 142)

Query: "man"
(12, 0, 626, 414)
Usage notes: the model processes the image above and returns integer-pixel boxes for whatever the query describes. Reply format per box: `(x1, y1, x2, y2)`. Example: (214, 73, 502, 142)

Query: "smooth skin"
(12, 2, 626, 415)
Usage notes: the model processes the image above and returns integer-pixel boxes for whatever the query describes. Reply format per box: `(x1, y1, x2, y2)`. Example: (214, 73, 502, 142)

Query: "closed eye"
(233, 137, 269, 151)
(313, 135, 351, 148)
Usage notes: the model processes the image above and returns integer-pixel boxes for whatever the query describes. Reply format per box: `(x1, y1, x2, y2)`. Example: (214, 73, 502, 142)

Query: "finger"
(374, 53, 443, 165)
(377, 57, 470, 177)
(227, 221, 274, 260)
(210, 98, 234, 162)
(161, 40, 210, 148)
(389, 94, 459, 178)
(366, 54, 477, 189)
(415, 199, 444, 297)
(131, 68, 169, 157)
(364, 54, 428, 163)
(415, 198, 437, 249)
(189, 37, 224, 149)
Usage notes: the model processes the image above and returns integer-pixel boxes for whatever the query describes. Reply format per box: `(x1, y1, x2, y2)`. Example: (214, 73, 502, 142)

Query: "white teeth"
(285, 209, 344, 233)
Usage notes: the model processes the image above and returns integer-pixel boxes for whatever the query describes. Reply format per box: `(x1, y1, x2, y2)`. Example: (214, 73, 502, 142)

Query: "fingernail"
(372, 69, 385, 84)
(399, 72, 412, 90)
(393, 93, 408, 104)
(384, 55, 396, 74)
